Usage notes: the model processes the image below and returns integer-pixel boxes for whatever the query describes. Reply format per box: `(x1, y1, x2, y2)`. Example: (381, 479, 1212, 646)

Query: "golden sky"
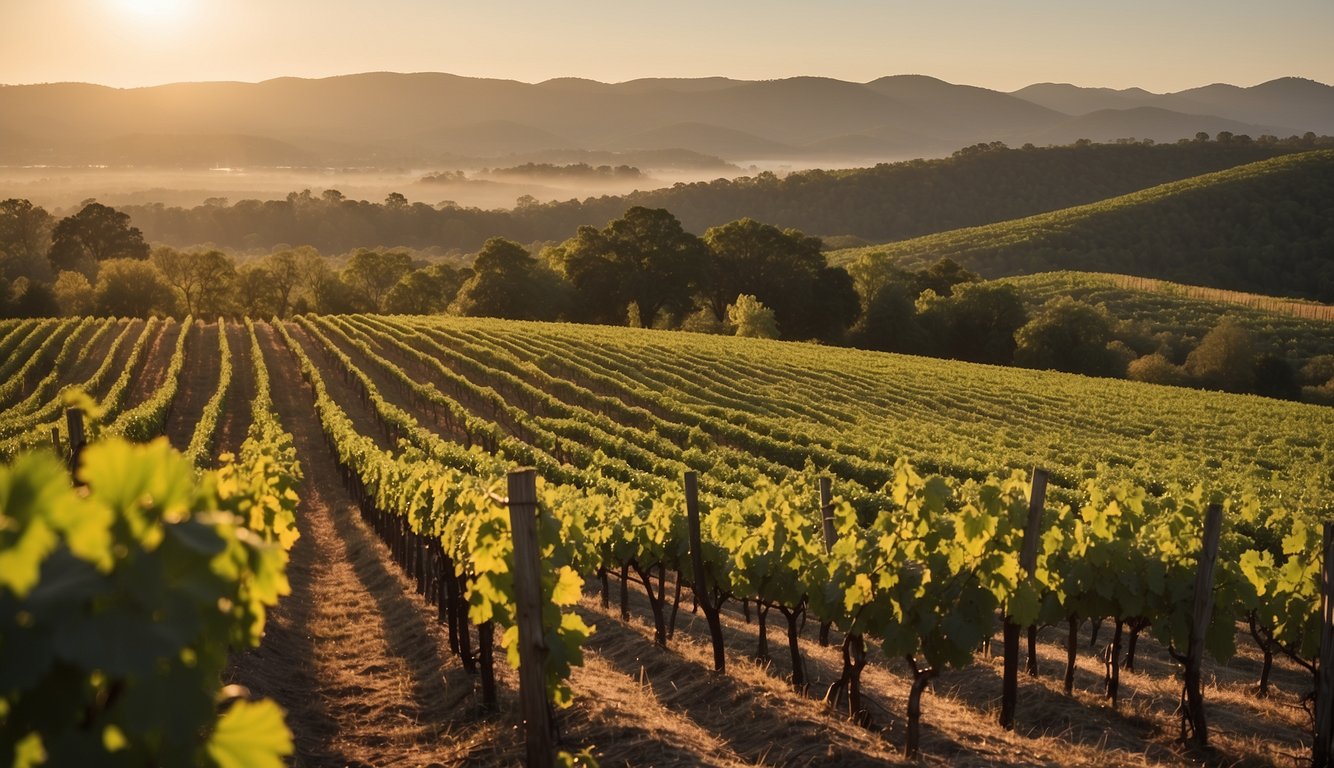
(2, 0, 1331, 91)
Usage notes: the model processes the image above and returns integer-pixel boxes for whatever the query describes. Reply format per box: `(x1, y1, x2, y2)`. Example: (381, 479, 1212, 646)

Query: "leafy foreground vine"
(0, 437, 299, 767)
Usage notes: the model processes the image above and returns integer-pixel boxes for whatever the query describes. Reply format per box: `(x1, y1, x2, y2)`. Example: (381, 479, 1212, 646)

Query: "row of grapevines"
(106, 316, 192, 442)
(0, 320, 134, 443)
(3, 317, 109, 419)
(333, 317, 1326, 754)
(0, 318, 158, 461)
(350, 315, 769, 496)
(0, 318, 82, 411)
(227, 318, 302, 549)
(274, 320, 595, 706)
(311, 315, 673, 494)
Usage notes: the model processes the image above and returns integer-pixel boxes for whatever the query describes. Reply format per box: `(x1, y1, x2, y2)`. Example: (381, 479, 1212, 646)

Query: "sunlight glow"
(114, 0, 191, 22)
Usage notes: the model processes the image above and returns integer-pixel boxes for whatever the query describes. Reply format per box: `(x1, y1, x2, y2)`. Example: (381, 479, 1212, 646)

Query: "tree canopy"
(48, 202, 150, 279)
(552, 206, 706, 328)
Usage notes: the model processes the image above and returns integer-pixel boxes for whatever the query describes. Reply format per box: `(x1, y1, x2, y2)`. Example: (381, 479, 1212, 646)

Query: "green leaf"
(551, 566, 583, 606)
(1007, 582, 1041, 627)
(205, 699, 293, 768)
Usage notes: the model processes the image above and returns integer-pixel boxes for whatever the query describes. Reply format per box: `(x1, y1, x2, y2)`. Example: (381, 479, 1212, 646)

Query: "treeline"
(830, 149, 1334, 303)
(2, 196, 1325, 404)
(105, 138, 1326, 255)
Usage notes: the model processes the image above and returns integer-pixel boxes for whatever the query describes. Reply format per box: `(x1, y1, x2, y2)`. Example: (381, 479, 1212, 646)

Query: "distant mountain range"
(0, 73, 1330, 167)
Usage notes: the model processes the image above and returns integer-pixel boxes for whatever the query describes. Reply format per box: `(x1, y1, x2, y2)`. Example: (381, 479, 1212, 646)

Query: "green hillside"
(1000, 271, 1334, 365)
(827, 150, 1334, 302)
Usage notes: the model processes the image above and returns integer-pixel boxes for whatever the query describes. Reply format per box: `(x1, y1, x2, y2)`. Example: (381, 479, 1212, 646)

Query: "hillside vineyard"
(1, 315, 1331, 765)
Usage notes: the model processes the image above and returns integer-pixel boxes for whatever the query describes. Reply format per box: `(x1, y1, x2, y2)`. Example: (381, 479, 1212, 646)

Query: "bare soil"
(213, 321, 253, 458)
(122, 318, 175, 409)
(165, 320, 220, 452)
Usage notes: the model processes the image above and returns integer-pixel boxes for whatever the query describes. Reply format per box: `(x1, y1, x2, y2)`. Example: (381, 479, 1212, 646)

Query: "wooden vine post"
(1000, 467, 1048, 730)
(506, 468, 554, 768)
(64, 407, 85, 472)
(1314, 523, 1334, 767)
(818, 476, 835, 646)
(685, 471, 726, 672)
(1181, 502, 1223, 747)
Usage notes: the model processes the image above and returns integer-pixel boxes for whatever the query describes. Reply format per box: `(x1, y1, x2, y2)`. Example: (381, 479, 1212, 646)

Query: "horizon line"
(1, 70, 1328, 95)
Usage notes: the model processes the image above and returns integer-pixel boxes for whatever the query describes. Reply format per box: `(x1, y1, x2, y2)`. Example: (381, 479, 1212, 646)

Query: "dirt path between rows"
(165, 321, 220, 452)
(66, 319, 129, 386)
(227, 322, 487, 767)
(122, 319, 174, 409)
(213, 322, 253, 458)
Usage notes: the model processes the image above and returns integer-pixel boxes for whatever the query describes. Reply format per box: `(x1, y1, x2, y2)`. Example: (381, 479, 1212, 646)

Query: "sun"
(115, 0, 192, 22)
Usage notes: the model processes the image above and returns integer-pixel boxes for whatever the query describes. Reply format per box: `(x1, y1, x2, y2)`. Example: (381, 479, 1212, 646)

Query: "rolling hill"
(0, 72, 1329, 166)
(827, 150, 1334, 302)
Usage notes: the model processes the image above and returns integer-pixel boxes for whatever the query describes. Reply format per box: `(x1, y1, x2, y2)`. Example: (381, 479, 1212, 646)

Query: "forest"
(77, 137, 1329, 256)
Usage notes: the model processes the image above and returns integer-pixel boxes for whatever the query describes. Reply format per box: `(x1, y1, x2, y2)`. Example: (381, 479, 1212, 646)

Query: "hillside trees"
(916, 283, 1027, 364)
(700, 218, 857, 340)
(48, 202, 150, 279)
(453, 238, 565, 320)
(1013, 297, 1125, 376)
(1184, 316, 1256, 392)
(727, 294, 780, 339)
(93, 258, 177, 317)
(551, 207, 707, 327)
(152, 247, 237, 318)
(342, 250, 414, 312)
(385, 263, 471, 314)
(0, 198, 55, 282)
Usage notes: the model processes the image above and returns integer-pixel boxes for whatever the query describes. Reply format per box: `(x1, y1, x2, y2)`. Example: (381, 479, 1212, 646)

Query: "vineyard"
(2, 313, 1333, 766)
(1001, 271, 1334, 363)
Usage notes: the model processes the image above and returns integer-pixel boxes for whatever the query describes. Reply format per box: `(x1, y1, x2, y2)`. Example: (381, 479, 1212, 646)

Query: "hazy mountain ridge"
(0, 73, 1329, 166)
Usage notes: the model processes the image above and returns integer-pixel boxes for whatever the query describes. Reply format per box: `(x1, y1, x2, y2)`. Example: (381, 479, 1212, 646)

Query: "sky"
(1, 0, 1331, 93)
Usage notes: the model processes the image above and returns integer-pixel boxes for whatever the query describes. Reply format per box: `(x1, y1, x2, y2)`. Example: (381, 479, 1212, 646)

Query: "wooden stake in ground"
(1181, 502, 1223, 747)
(818, 477, 835, 648)
(507, 468, 554, 768)
(685, 471, 726, 672)
(1000, 467, 1047, 731)
(1314, 522, 1334, 766)
(64, 407, 85, 472)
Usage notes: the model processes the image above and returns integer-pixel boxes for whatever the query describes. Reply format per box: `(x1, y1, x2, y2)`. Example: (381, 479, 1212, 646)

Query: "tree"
(52, 271, 95, 316)
(1013, 297, 1121, 376)
(1183, 316, 1255, 392)
(262, 248, 318, 318)
(916, 283, 1027, 364)
(1, 277, 59, 318)
(49, 202, 150, 278)
(452, 238, 565, 320)
(847, 251, 914, 310)
(152, 247, 237, 318)
(341, 250, 413, 312)
(0, 198, 55, 282)
(235, 263, 281, 317)
(846, 283, 923, 353)
(726, 294, 779, 339)
(93, 259, 177, 317)
(552, 207, 706, 328)
(699, 219, 858, 341)
(1252, 354, 1300, 401)
(384, 264, 470, 315)
(914, 257, 979, 298)
(1127, 353, 1189, 386)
